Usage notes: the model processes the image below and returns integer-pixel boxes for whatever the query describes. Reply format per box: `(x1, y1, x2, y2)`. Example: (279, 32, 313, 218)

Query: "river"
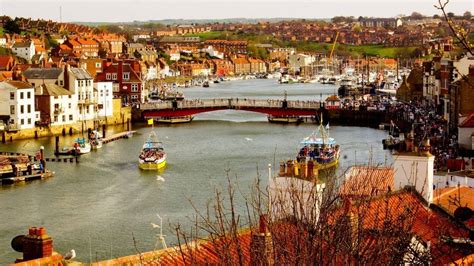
(0, 79, 391, 264)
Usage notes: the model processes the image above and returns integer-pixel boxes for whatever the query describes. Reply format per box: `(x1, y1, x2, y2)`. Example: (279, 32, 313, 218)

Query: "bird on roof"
(63, 249, 76, 261)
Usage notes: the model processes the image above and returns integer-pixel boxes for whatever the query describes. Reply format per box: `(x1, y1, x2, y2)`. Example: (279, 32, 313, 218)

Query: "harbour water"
(0, 79, 391, 264)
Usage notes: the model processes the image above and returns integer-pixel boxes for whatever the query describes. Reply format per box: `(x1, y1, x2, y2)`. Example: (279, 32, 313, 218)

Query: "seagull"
(245, 137, 253, 141)
(63, 249, 76, 260)
(156, 175, 165, 182)
(151, 222, 160, 228)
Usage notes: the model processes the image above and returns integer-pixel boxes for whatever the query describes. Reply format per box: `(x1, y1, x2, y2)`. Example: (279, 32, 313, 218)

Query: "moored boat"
(268, 115, 303, 124)
(89, 130, 103, 150)
(155, 116, 194, 124)
(139, 131, 167, 170)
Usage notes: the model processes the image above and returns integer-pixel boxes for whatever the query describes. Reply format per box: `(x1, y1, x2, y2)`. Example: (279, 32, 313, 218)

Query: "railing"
(140, 98, 321, 110)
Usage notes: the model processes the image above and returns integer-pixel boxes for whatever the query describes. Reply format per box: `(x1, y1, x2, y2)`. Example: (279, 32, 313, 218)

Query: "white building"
(67, 67, 96, 121)
(23, 68, 64, 87)
(35, 84, 77, 126)
(0, 81, 38, 129)
(94, 81, 113, 120)
(458, 114, 474, 150)
(12, 41, 35, 61)
(453, 53, 474, 82)
(393, 149, 435, 203)
(288, 54, 316, 73)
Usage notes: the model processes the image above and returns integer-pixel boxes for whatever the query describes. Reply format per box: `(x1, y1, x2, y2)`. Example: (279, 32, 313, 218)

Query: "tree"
(410, 12, 424, 20)
(435, 0, 472, 54)
(463, 11, 472, 19)
(433, 14, 440, 19)
(4, 20, 21, 34)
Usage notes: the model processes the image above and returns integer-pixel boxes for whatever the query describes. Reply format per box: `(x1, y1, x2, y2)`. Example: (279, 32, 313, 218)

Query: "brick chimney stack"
(250, 215, 274, 265)
(22, 227, 53, 261)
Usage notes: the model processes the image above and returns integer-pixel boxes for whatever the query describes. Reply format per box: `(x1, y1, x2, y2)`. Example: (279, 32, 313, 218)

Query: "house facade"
(95, 61, 143, 104)
(67, 67, 96, 121)
(35, 83, 77, 126)
(0, 80, 37, 129)
(12, 41, 35, 61)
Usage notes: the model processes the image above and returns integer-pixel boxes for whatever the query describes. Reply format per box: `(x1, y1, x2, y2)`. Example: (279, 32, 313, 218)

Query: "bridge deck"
(140, 98, 322, 111)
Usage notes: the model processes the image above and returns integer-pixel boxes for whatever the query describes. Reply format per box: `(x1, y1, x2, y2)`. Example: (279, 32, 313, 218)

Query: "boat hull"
(268, 116, 303, 124)
(139, 159, 167, 170)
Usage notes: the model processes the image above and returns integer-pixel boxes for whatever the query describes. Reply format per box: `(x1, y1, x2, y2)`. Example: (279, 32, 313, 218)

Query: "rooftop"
(35, 83, 73, 96)
(23, 68, 63, 80)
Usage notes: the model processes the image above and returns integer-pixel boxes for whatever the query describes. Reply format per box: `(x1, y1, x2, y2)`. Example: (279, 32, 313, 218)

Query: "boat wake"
(245, 137, 253, 141)
(156, 175, 165, 182)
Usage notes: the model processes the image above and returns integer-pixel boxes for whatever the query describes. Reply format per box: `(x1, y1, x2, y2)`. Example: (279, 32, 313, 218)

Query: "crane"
(328, 31, 340, 64)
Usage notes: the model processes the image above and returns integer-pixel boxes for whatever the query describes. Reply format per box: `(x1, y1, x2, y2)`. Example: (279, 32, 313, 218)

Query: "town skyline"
(1, 0, 472, 23)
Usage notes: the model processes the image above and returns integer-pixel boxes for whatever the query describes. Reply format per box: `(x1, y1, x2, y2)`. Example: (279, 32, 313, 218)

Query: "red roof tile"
(459, 113, 474, 128)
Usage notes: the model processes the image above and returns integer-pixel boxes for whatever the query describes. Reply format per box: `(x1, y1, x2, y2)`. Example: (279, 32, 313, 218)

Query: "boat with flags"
(139, 119, 167, 170)
(296, 117, 340, 171)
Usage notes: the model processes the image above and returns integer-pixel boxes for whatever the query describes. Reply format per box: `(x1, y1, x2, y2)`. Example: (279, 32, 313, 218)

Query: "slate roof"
(35, 83, 73, 96)
(70, 67, 92, 80)
(23, 68, 63, 80)
(0, 80, 33, 90)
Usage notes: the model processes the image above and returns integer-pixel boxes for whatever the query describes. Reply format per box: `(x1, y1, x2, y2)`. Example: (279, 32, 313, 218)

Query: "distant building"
(12, 41, 35, 61)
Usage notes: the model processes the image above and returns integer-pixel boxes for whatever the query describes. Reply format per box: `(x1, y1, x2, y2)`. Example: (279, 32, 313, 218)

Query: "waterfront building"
(95, 61, 143, 104)
(232, 57, 251, 75)
(288, 54, 316, 74)
(66, 67, 96, 121)
(249, 58, 267, 74)
(0, 80, 38, 130)
(93, 81, 114, 120)
(34, 83, 77, 126)
(325, 95, 341, 110)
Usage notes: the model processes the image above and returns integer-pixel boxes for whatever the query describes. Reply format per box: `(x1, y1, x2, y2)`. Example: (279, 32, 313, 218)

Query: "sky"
(0, 0, 472, 22)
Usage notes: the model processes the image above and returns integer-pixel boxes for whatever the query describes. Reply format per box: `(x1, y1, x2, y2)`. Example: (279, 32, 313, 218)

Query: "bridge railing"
(140, 98, 321, 110)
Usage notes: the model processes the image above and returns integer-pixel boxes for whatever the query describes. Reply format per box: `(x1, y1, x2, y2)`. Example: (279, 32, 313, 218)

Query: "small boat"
(203, 81, 210, 88)
(155, 116, 194, 124)
(89, 130, 103, 150)
(57, 138, 91, 155)
(74, 138, 91, 154)
(213, 80, 220, 84)
(124, 131, 134, 139)
(268, 115, 303, 124)
(139, 131, 167, 170)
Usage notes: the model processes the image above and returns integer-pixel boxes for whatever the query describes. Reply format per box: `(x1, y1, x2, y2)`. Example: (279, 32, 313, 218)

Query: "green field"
(184, 31, 419, 58)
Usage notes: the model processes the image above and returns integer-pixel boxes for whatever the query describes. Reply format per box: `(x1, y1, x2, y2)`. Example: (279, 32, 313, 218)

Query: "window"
(69, 115, 73, 121)
(112, 73, 117, 80)
(10, 105, 14, 114)
(59, 80, 64, 86)
(54, 103, 59, 109)
(27, 105, 31, 113)
(20, 92, 24, 99)
(79, 80, 83, 87)
(27, 118, 31, 125)
(20, 105, 24, 114)
(27, 91, 31, 99)
(54, 116, 58, 122)
(96, 62, 101, 68)
(68, 103, 72, 109)
(131, 84, 139, 92)
(62, 115, 66, 122)
(131, 95, 138, 100)
(106, 73, 112, 80)
(21, 119, 24, 125)
(123, 72, 130, 80)
(10, 92, 14, 100)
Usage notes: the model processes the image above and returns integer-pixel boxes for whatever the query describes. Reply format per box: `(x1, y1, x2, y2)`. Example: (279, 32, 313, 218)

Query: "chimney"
(22, 227, 53, 261)
(250, 215, 274, 265)
(63, 63, 70, 90)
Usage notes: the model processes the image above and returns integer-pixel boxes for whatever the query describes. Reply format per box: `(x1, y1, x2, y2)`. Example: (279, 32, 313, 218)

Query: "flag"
(326, 123, 330, 130)
(147, 118, 154, 125)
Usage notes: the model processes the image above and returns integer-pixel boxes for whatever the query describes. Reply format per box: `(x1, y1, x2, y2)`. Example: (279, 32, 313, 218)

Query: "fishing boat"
(268, 115, 303, 124)
(139, 131, 167, 170)
(155, 116, 194, 124)
(296, 119, 340, 171)
(89, 130, 103, 150)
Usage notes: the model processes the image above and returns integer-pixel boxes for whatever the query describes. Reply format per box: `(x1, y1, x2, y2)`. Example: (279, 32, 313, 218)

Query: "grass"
(184, 30, 419, 58)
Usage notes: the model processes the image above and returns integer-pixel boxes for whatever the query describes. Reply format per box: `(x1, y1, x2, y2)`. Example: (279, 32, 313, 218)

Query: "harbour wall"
(1, 102, 131, 142)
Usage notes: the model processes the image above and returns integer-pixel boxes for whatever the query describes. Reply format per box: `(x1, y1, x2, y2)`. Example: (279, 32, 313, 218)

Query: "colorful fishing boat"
(139, 131, 167, 170)
(296, 119, 340, 171)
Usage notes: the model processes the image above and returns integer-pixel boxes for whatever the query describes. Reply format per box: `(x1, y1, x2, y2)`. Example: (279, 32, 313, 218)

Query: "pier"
(102, 131, 136, 144)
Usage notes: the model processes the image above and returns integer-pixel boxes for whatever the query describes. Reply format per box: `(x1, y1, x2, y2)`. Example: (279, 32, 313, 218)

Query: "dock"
(1, 170, 54, 185)
(102, 131, 136, 144)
